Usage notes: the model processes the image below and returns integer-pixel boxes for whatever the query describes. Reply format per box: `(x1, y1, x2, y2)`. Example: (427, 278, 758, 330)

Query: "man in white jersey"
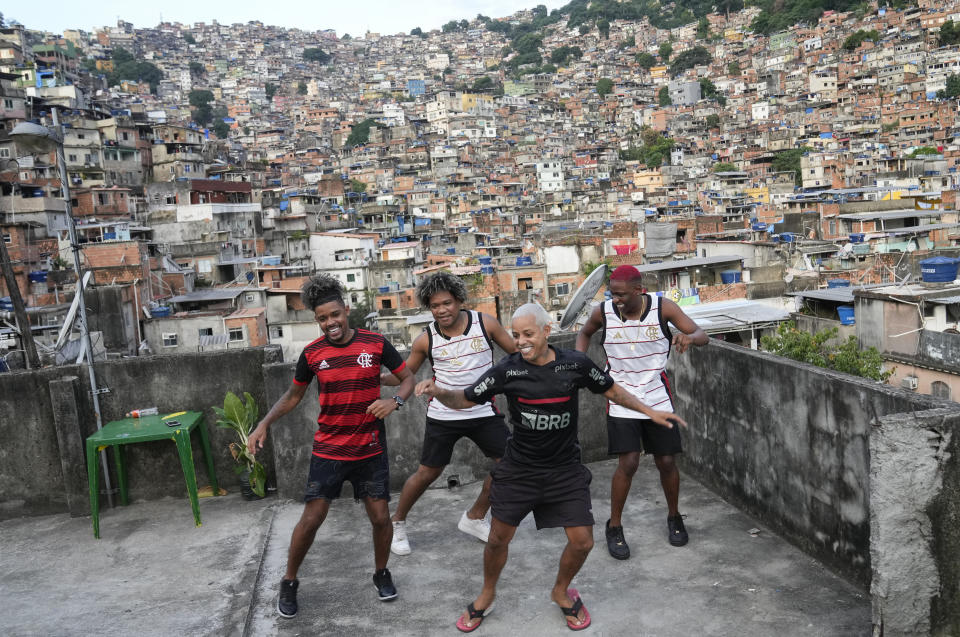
(382, 271, 516, 555)
(576, 265, 708, 558)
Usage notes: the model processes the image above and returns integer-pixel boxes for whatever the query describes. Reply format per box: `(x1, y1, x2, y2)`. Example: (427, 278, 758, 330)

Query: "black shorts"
(489, 460, 594, 530)
(304, 453, 391, 503)
(420, 415, 509, 467)
(607, 415, 683, 457)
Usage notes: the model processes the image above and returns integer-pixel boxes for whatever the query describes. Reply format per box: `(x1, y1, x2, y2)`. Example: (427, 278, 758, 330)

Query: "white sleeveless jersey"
(601, 297, 674, 418)
(427, 311, 498, 420)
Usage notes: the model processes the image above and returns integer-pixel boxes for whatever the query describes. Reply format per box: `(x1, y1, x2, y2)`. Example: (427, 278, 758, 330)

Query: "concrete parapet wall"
(666, 339, 947, 585)
(870, 408, 960, 636)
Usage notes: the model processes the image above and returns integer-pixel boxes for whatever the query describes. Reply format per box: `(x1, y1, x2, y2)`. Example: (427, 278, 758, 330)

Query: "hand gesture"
(367, 398, 397, 419)
(415, 379, 438, 397)
(672, 332, 694, 354)
(649, 410, 687, 430)
(247, 425, 266, 456)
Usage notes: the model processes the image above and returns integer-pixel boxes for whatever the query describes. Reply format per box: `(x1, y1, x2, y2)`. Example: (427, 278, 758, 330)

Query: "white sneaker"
(391, 520, 411, 555)
(458, 511, 490, 542)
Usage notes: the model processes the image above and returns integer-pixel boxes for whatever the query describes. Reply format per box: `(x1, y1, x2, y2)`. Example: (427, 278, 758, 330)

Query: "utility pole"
(0, 163, 41, 369)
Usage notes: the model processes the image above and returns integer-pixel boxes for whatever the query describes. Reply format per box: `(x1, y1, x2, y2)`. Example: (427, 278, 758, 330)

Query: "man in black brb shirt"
(418, 303, 685, 633)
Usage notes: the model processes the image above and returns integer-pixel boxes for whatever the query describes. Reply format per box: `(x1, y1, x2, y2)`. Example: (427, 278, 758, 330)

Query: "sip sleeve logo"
(473, 376, 494, 395)
(589, 367, 605, 383)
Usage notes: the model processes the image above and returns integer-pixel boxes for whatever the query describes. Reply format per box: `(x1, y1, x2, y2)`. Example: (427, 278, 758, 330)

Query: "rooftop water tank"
(919, 256, 959, 283)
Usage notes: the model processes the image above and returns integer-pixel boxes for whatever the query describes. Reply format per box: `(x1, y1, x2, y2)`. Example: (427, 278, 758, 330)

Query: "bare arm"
(603, 382, 687, 429)
(482, 312, 517, 354)
(415, 378, 478, 410)
(368, 365, 416, 418)
(247, 381, 309, 455)
(575, 304, 604, 352)
(661, 299, 709, 354)
(381, 332, 429, 386)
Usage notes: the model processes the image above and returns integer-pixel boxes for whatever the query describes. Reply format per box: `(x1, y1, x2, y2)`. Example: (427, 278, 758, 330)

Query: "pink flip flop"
(456, 602, 494, 633)
(561, 588, 592, 631)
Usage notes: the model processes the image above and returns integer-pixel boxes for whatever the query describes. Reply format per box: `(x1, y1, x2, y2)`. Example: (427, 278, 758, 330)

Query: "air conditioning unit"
(551, 298, 561, 306)
(901, 376, 919, 391)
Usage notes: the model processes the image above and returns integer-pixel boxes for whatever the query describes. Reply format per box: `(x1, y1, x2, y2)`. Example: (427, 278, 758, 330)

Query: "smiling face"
(314, 299, 352, 344)
(608, 278, 644, 314)
(510, 313, 551, 363)
(428, 290, 462, 329)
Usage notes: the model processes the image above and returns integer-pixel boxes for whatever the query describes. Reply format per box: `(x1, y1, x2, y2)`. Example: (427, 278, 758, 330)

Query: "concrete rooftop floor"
(3, 459, 870, 636)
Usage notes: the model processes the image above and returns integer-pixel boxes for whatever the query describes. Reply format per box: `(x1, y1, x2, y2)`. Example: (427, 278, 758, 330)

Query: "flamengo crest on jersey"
(602, 297, 673, 417)
(428, 311, 496, 420)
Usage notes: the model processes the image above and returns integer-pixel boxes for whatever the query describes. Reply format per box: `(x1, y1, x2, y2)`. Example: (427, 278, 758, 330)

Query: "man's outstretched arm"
(603, 382, 687, 430)
(415, 378, 478, 410)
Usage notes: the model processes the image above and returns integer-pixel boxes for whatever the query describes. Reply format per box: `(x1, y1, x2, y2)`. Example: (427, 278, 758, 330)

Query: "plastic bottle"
(126, 407, 159, 418)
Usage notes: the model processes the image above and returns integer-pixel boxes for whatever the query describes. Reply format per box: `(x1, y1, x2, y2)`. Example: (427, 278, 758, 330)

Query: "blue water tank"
(480, 265, 495, 275)
(28, 271, 48, 283)
(516, 256, 533, 266)
(751, 222, 767, 232)
(152, 306, 172, 317)
(720, 270, 742, 284)
(478, 256, 492, 265)
(837, 305, 855, 325)
(377, 286, 390, 293)
(849, 233, 865, 243)
(827, 279, 850, 288)
(919, 256, 960, 283)
(446, 247, 456, 254)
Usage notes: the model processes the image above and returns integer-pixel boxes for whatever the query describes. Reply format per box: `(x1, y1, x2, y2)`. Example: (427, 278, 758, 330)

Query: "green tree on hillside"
(183, 33, 196, 45)
(713, 162, 737, 172)
(670, 46, 711, 76)
(297, 81, 307, 95)
(937, 74, 960, 99)
(636, 52, 657, 69)
(596, 77, 614, 97)
(107, 46, 163, 93)
(842, 29, 879, 51)
(659, 42, 673, 61)
(597, 18, 610, 39)
(658, 86, 671, 106)
(346, 118, 377, 146)
(772, 146, 812, 186)
(303, 48, 331, 63)
(940, 20, 960, 46)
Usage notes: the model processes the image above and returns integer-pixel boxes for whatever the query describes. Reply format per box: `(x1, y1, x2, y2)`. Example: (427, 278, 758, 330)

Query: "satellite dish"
(559, 264, 608, 331)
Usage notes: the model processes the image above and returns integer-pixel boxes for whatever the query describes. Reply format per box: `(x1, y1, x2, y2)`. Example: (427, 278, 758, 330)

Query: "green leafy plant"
(213, 391, 266, 497)
(760, 322, 893, 382)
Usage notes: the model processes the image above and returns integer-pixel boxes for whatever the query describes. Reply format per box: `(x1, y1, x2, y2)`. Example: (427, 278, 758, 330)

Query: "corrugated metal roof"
(633, 255, 743, 273)
(837, 209, 942, 221)
(786, 283, 887, 303)
(168, 289, 245, 303)
(682, 299, 790, 333)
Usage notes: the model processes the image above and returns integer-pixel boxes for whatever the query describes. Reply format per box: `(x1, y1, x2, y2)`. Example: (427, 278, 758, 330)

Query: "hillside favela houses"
(1, 2, 960, 635)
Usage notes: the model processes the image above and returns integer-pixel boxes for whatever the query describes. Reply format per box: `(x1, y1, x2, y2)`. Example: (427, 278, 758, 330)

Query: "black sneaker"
(605, 519, 630, 560)
(668, 514, 689, 547)
(373, 568, 398, 602)
(277, 578, 299, 618)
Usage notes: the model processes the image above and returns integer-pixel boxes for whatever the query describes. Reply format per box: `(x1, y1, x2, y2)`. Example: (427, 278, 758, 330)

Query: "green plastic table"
(85, 411, 220, 538)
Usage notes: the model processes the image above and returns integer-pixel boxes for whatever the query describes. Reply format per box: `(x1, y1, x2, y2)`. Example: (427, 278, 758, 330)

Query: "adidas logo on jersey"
(317, 360, 330, 369)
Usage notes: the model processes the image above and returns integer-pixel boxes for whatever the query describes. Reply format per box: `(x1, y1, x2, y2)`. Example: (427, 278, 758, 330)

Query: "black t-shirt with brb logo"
(465, 346, 614, 469)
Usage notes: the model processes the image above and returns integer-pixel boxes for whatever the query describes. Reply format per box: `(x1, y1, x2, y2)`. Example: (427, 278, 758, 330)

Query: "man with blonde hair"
(418, 303, 685, 632)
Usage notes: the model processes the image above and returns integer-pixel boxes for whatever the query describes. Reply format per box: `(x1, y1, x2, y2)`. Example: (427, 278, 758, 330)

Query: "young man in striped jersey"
(382, 271, 516, 555)
(575, 265, 708, 558)
(247, 274, 415, 617)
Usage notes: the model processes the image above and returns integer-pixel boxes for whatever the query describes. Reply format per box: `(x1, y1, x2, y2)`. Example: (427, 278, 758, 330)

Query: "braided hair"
(301, 273, 345, 310)
(416, 271, 468, 308)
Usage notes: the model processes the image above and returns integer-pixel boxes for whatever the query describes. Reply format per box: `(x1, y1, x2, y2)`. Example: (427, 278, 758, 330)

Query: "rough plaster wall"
(0, 366, 82, 519)
(870, 408, 960, 637)
(667, 340, 949, 584)
(870, 410, 953, 636)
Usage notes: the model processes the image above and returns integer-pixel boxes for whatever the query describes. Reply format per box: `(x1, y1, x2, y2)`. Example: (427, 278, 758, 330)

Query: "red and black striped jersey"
(294, 328, 405, 461)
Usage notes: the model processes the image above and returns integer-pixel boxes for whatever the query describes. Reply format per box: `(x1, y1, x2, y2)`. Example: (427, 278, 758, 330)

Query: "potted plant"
(213, 391, 266, 499)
